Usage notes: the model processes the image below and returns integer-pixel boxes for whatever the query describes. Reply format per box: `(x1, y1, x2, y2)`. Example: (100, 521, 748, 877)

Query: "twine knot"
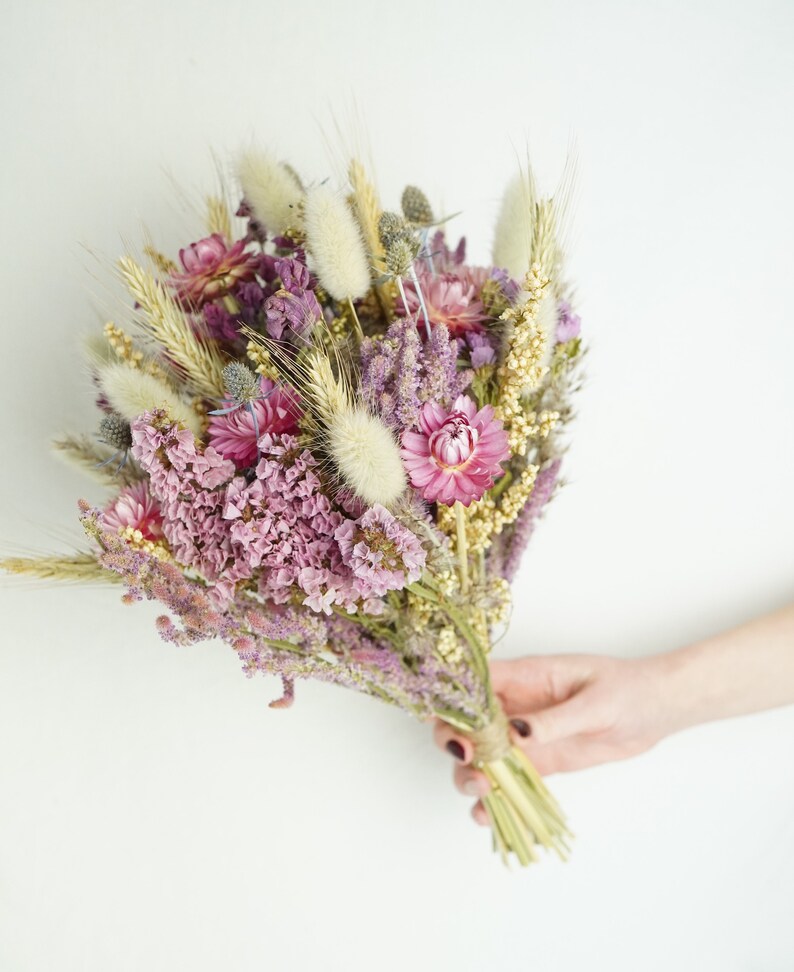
(469, 707, 511, 765)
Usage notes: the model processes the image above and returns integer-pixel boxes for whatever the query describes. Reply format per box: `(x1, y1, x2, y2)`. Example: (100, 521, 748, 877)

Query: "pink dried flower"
(400, 268, 489, 336)
(102, 480, 164, 540)
(207, 377, 301, 468)
(334, 504, 426, 597)
(401, 395, 510, 506)
(170, 234, 260, 308)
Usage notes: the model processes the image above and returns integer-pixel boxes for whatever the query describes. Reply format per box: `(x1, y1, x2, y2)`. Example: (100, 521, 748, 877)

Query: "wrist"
(638, 646, 709, 739)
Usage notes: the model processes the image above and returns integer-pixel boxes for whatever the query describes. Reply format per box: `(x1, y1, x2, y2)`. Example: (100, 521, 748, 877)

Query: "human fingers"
(453, 762, 491, 798)
(471, 800, 489, 826)
(432, 719, 474, 764)
(489, 655, 593, 716)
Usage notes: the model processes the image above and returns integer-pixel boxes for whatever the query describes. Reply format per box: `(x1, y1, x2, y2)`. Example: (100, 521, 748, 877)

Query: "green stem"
(455, 502, 469, 595)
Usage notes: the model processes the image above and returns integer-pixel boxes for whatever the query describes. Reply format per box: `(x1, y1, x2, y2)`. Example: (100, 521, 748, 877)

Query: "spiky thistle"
(401, 185, 434, 226)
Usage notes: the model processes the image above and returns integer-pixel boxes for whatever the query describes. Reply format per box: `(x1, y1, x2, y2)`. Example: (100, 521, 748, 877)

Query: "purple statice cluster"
(359, 316, 471, 431)
(129, 412, 427, 615)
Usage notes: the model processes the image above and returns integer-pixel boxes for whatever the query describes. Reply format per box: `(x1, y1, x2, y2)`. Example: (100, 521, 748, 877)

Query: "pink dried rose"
(102, 480, 164, 541)
(207, 377, 301, 468)
(170, 233, 260, 308)
(400, 268, 489, 336)
(401, 395, 510, 506)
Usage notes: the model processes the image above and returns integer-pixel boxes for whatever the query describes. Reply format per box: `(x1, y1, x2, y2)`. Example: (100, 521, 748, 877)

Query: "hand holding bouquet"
(3, 147, 583, 865)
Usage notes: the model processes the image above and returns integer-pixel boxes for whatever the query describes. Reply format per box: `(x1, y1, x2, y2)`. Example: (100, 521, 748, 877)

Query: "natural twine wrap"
(469, 706, 512, 765)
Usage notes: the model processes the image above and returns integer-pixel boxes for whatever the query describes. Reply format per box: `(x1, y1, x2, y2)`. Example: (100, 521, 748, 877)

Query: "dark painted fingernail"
(446, 740, 465, 761)
(510, 718, 531, 738)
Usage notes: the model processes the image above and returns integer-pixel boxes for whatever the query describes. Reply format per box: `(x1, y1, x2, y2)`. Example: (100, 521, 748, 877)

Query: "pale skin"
(435, 604, 794, 827)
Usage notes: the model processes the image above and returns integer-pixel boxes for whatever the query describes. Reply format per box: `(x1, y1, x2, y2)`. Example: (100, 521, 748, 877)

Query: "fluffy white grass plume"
(97, 362, 203, 437)
(237, 150, 303, 236)
(492, 171, 536, 279)
(303, 185, 371, 302)
(327, 406, 407, 507)
(289, 346, 406, 507)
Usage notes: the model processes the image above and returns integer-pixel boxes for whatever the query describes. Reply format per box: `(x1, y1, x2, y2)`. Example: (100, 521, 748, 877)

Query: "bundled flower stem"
(2, 145, 585, 866)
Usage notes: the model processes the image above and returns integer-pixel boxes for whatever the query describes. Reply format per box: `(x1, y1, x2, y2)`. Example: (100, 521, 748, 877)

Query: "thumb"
(525, 692, 592, 745)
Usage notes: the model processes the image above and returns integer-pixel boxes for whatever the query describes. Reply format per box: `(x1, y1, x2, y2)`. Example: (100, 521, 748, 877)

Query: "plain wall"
(1, 1, 793, 970)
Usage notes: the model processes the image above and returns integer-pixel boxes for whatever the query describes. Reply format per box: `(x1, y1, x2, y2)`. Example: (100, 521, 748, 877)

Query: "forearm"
(653, 603, 794, 736)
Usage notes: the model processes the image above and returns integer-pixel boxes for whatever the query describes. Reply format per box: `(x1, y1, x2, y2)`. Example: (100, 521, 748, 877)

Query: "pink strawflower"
(401, 395, 510, 506)
(400, 268, 489, 336)
(207, 377, 301, 468)
(102, 480, 164, 541)
(334, 504, 426, 597)
(170, 233, 260, 308)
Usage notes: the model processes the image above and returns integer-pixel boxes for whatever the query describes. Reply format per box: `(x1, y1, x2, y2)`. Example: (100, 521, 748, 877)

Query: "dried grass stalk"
(118, 257, 226, 399)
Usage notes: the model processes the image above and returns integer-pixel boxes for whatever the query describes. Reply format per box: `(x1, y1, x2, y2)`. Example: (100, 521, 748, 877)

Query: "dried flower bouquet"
(3, 147, 584, 865)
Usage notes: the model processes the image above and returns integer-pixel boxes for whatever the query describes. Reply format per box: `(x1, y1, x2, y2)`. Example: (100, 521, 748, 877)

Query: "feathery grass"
(206, 196, 233, 240)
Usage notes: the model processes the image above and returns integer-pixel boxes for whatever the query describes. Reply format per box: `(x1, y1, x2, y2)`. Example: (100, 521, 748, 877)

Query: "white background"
(1, 1, 793, 969)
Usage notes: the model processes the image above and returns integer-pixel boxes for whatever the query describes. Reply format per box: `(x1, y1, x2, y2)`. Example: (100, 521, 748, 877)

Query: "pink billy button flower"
(169, 233, 260, 308)
(400, 395, 510, 507)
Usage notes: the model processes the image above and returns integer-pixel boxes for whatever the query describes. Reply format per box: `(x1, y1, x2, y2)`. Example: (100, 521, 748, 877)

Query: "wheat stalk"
(0, 553, 119, 583)
(206, 196, 233, 240)
(52, 435, 141, 487)
(118, 257, 226, 399)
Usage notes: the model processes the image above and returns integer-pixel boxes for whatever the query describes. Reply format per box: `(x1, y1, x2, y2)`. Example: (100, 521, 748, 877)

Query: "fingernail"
(446, 740, 465, 761)
(462, 779, 481, 797)
(510, 718, 531, 738)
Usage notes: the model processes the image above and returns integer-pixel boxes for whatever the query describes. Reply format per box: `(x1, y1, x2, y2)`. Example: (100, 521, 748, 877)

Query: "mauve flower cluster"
(263, 257, 322, 340)
(360, 317, 470, 431)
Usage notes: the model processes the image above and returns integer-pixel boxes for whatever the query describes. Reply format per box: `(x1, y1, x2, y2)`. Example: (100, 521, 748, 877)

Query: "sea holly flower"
(169, 233, 260, 308)
(102, 481, 164, 541)
(401, 395, 510, 506)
